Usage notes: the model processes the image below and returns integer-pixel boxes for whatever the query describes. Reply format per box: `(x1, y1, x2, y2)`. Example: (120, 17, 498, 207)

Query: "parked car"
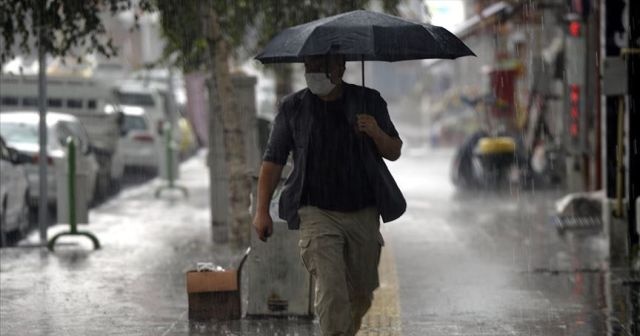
(0, 135, 31, 246)
(0, 112, 100, 206)
(0, 74, 125, 197)
(114, 79, 199, 158)
(113, 81, 169, 136)
(117, 105, 160, 172)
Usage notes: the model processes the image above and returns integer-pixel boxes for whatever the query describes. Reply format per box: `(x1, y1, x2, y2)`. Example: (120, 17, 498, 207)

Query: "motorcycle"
(450, 95, 525, 190)
(450, 130, 522, 189)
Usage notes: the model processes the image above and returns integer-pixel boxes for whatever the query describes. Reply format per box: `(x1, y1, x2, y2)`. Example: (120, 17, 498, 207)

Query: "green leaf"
(1, 0, 153, 62)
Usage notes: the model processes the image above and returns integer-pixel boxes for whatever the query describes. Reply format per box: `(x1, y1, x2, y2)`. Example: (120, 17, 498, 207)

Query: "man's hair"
(303, 54, 346, 79)
(304, 54, 346, 66)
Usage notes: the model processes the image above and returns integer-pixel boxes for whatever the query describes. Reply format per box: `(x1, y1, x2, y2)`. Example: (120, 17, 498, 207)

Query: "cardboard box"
(186, 270, 241, 321)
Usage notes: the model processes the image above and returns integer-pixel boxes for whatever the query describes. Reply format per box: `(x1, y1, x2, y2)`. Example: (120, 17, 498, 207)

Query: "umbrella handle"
(361, 56, 365, 114)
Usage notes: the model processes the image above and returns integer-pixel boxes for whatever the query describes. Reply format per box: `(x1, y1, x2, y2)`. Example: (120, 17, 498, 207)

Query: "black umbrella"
(256, 9, 474, 63)
(255, 9, 474, 110)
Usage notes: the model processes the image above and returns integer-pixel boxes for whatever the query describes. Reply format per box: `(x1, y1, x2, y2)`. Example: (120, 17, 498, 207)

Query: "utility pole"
(563, 3, 588, 192)
(37, 2, 49, 245)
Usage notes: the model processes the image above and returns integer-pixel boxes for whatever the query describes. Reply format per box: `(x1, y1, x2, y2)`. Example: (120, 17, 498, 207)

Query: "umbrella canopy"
(255, 9, 475, 64)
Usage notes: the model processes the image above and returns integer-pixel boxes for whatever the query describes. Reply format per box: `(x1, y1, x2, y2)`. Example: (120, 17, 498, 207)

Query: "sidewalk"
(5, 147, 633, 335)
(0, 151, 323, 336)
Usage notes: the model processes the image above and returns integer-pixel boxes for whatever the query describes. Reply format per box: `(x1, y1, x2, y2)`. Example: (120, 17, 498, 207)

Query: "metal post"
(625, 0, 640, 258)
(615, 98, 625, 218)
(166, 123, 174, 188)
(48, 138, 100, 251)
(37, 3, 48, 245)
(155, 123, 188, 198)
(68, 139, 77, 234)
(167, 66, 178, 126)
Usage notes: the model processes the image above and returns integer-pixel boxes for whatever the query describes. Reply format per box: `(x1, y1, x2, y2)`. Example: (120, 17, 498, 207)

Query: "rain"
(0, 0, 638, 335)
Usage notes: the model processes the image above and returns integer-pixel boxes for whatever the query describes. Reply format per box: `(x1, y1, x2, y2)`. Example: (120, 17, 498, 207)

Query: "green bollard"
(166, 121, 175, 188)
(155, 122, 188, 198)
(48, 137, 101, 251)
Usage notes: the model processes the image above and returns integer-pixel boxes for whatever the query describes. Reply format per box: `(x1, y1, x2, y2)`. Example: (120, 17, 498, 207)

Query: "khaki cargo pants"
(298, 206, 384, 336)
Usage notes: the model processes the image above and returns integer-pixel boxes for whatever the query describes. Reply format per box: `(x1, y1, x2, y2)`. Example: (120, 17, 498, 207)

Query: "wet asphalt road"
(0, 151, 318, 336)
(0, 148, 637, 335)
(387, 148, 637, 336)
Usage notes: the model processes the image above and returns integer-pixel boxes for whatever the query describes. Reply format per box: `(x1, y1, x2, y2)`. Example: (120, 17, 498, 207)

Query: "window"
(66, 99, 83, 108)
(23, 97, 39, 106)
(48, 98, 63, 108)
(160, 92, 172, 118)
(0, 122, 39, 145)
(123, 115, 148, 132)
(56, 122, 76, 147)
(1, 96, 19, 106)
(0, 138, 9, 161)
(115, 91, 155, 107)
(59, 121, 90, 153)
(87, 100, 97, 109)
(76, 125, 91, 153)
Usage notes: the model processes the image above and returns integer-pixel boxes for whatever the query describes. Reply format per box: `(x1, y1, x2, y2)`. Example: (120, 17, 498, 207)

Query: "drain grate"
(552, 215, 603, 232)
(527, 267, 605, 275)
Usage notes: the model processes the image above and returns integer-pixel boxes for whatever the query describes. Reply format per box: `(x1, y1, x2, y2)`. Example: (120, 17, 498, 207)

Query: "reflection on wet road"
(387, 148, 637, 336)
(0, 149, 637, 335)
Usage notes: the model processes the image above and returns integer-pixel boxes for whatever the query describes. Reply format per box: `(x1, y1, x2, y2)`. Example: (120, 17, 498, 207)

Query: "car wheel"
(88, 174, 99, 208)
(18, 192, 31, 238)
(0, 200, 7, 248)
(110, 177, 122, 195)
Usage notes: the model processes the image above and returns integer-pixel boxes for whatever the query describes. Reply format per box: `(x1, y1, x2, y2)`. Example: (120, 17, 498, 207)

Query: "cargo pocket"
(377, 231, 385, 258)
(362, 232, 382, 292)
(375, 232, 385, 286)
(376, 232, 385, 247)
(298, 238, 315, 275)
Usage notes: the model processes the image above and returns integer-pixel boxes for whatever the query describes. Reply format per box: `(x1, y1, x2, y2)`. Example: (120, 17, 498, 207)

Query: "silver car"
(0, 112, 100, 206)
(117, 105, 160, 172)
(0, 136, 30, 246)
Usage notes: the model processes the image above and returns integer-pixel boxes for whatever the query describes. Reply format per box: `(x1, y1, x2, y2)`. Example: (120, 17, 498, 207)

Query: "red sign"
(569, 21, 581, 37)
(569, 84, 580, 137)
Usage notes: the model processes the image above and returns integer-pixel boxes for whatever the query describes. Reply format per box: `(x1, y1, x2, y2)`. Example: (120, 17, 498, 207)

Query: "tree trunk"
(206, 71, 229, 244)
(208, 8, 251, 247)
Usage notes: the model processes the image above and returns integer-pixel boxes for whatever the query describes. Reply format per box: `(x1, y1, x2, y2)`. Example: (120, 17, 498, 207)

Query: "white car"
(0, 112, 100, 206)
(117, 105, 160, 172)
(0, 136, 31, 246)
(0, 74, 126, 197)
(114, 82, 168, 136)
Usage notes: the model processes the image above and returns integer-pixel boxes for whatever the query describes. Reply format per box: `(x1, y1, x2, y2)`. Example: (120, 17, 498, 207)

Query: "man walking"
(253, 54, 405, 336)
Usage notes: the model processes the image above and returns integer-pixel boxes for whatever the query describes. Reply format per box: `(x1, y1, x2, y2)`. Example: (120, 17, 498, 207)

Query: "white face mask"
(304, 73, 336, 96)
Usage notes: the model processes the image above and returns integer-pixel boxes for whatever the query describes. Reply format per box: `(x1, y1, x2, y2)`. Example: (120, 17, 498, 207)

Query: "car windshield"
(0, 122, 39, 145)
(115, 92, 155, 107)
(56, 121, 86, 150)
(123, 115, 147, 132)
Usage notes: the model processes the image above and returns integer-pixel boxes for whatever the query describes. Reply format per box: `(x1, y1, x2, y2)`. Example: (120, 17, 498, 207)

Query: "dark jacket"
(263, 83, 406, 229)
